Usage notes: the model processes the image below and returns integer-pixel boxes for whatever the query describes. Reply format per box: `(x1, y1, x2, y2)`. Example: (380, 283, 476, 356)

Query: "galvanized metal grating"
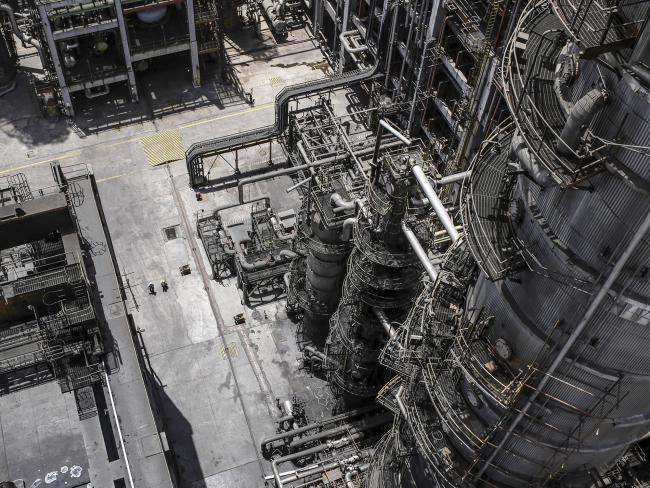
(141, 130, 186, 166)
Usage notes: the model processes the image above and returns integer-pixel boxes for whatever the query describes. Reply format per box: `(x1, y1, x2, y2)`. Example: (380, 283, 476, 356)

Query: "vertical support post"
(235, 150, 240, 174)
(38, 4, 74, 115)
(313, 0, 322, 34)
(338, 0, 350, 74)
(186, 0, 201, 86)
(268, 140, 273, 166)
(114, 0, 139, 101)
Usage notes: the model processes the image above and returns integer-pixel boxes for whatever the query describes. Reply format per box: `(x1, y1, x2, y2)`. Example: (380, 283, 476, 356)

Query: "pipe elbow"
(340, 217, 357, 241)
(557, 88, 608, 156)
(510, 131, 552, 186)
(330, 193, 356, 213)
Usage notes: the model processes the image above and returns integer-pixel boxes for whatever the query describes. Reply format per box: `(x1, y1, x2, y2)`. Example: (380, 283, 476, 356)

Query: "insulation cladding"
(364, 0, 650, 486)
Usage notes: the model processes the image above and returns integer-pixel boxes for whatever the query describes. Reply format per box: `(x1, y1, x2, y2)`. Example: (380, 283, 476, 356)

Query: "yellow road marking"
(1, 102, 275, 175)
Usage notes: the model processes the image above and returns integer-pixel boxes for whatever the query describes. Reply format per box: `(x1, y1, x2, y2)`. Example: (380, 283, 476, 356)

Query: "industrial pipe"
(401, 221, 438, 281)
(379, 119, 412, 145)
(330, 192, 356, 212)
(436, 170, 472, 186)
(510, 131, 552, 186)
(288, 412, 391, 450)
(557, 88, 608, 156)
(237, 162, 329, 204)
(283, 271, 291, 291)
(339, 30, 369, 53)
(475, 210, 650, 480)
(267, 453, 367, 484)
(340, 217, 356, 242)
(373, 308, 399, 340)
(411, 165, 460, 243)
(371, 119, 412, 179)
(260, 404, 378, 454)
(214, 196, 270, 218)
(345, 463, 369, 488)
(0, 3, 44, 63)
(271, 431, 366, 488)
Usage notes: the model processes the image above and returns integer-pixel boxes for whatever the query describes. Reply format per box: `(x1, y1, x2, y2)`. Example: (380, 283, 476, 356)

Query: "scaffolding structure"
(0, 172, 104, 412)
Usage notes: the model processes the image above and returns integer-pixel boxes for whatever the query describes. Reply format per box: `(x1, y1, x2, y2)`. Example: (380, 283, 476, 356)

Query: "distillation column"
(325, 151, 431, 407)
(366, 0, 650, 486)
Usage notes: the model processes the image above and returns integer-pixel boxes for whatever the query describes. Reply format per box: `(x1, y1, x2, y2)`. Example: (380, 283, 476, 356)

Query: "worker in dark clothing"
(148, 282, 155, 295)
(161, 279, 169, 292)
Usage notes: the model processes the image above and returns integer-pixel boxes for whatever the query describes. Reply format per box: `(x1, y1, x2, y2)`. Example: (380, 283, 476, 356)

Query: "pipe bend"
(557, 88, 608, 156)
(340, 217, 357, 242)
(330, 192, 356, 212)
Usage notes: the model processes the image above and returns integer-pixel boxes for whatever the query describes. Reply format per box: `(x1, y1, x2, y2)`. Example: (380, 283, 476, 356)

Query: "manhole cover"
(163, 225, 180, 241)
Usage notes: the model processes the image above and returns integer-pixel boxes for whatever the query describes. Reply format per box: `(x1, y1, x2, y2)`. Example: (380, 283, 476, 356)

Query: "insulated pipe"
(346, 463, 369, 488)
(436, 170, 472, 186)
(283, 272, 291, 291)
(0, 3, 44, 63)
(475, 210, 650, 480)
(379, 119, 412, 145)
(267, 454, 367, 483)
(339, 30, 369, 53)
(279, 250, 298, 260)
(373, 308, 399, 340)
(237, 162, 330, 203)
(260, 404, 377, 452)
(371, 120, 413, 179)
(214, 196, 270, 218)
(304, 344, 342, 368)
(271, 432, 366, 488)
(557, 88, 608, 156)
(298, 139, 404, 170)
(411, 165, 460, 243)
(239, 258, 272, 272)
(330, 193, 356, 212)
(510, 131, 552, 186)
(401, 221, 438, 281)
(340, 218, 356, 242)
(288, 412, 391, 450)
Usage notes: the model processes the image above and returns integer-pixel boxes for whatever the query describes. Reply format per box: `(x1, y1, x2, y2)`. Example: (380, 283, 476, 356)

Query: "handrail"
(185, 4, 398, 184)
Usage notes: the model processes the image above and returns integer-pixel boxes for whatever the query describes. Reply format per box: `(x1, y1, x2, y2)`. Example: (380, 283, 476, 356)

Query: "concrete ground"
(0, 18, 344, 488)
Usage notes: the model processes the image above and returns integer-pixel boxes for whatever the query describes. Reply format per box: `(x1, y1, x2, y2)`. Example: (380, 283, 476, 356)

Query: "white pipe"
(412, 165, 459, 242)
(436, 170, 472, 186)
(345, 463, 369, 487)
(379, 119, 412, 146)
(330, 192, 356, 212)
(339, 30, 369, 53)
(373, 308, 399, 340)
(401, 221, 438, 281)
(476, 210, 650, 479)
(340, 217, 356, 241)
(104, 371, 135, 488)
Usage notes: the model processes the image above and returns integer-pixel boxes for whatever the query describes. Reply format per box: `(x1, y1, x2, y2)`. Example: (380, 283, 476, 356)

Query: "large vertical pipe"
(475, 210, 650, 479)
(338, 0, 350, 74)
(401, 221, 438, 281)
(411, 165, 460, 242)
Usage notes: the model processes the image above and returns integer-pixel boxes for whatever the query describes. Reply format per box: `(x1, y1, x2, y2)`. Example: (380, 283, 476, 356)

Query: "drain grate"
(163, 225, 180, 241)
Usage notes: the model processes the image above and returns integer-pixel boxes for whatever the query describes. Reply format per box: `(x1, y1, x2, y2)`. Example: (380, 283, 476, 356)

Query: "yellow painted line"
(0, 150, 82, 175)
(178, 102, 274, 130)
(96, 171, 136, 183)
(1, 102, 275, 175)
